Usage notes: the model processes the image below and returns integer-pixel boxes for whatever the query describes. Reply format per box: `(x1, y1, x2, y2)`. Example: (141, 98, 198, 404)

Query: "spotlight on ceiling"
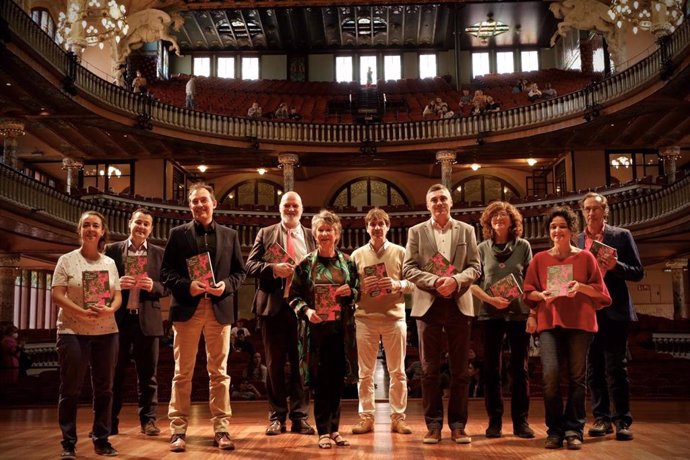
(197, 164, 208, 173)
(527, 158, 537, 166)
(257, 168, 267, 175)
(470, 163, 481, 171)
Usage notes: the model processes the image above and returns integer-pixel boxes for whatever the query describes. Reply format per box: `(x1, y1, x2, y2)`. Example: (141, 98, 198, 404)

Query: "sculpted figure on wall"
(549, 0, 626, 69)
(112, 9, 184, 77)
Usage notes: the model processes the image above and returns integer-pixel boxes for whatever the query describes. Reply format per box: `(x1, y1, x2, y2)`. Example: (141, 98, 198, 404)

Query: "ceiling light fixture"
(257, 168, 267, 175)
(56, 0, 129, 52)
(470, 163, 481, 171)
(465, 13, 510, 43)
(608, 0, 684, 35)
(610, 155, 631, 169)
(527, 158, 537, 166)
(197, 164, 208, 173)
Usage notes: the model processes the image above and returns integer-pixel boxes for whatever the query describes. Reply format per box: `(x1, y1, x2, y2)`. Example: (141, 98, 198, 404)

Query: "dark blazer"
(161, 220, 247, 325)
(578, 224, 644, 322)
(245, 222, 316, 317)
(105, 240, 168, 336)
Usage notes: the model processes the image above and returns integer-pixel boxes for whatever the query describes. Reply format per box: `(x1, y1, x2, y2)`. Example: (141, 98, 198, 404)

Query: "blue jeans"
(539, 328, 593, 440)
(57, 333, 119, 446)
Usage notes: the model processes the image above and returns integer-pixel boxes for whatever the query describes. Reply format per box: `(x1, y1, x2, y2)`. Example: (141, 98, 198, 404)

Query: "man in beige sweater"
(350, 208, 415, 435)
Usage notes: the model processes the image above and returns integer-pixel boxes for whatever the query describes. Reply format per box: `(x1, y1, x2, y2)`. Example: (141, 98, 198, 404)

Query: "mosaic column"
(62, 156, 84, 195)
(0, 254, 20, 323)
(435, 150, 457, 190)
(0, 118, 26, 170)
(666, 258, 689, 320)
(278, 153, 299, 192)
(659, 146, 681, 183)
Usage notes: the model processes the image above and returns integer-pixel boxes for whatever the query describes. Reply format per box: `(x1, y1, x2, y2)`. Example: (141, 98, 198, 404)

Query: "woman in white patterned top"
(52, 211, 122, 458)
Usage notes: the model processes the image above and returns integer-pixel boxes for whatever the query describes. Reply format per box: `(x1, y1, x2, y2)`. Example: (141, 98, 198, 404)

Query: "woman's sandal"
(318, 434, 332, 449)
(330, 432, 350, 447)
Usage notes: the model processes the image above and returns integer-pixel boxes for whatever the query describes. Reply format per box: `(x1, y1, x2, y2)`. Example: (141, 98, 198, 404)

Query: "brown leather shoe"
(169, 433, 186, 452)
(391, 419, 413, 434)
(423, 427, 442, 444)
(141, 420, 161, 436)
(451, 428, 472, 444)
(291, 419, 316, 435)
(266, 420, 286, 436)
(214, 432, 235, 450)
(351, 418, 374, 434)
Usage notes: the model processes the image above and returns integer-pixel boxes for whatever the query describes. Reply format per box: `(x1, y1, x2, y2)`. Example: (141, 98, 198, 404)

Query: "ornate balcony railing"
(2, 163, 688, 253)
(1, 0, 689, 146)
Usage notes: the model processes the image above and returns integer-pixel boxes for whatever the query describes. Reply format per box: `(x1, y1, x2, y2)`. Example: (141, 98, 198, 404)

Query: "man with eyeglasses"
(578, 192, 644, 441)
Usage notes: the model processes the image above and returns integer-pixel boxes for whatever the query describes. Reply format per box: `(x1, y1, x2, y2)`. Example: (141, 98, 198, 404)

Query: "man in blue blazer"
(578, 192, 644, 441)
(106, 208, 168, 437)
(161, 183, 246, 452)
(403, 184, 481, 445)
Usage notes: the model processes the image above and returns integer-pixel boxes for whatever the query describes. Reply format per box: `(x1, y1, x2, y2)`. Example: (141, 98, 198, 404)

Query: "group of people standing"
(50, 182, 642, 457)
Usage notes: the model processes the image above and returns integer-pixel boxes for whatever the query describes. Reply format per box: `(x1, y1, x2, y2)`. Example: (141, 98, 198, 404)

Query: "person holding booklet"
(160, 183, 246, 452)
(578, 192, 644, 441)
(51, 211, 122, 458)
(523, 206, 611, 451)
(470, 202, 535, 439)
(402, 184, 481, 445)
(349, 208, 415, 436)
(105, 208, 168, 437)
(245, 191, 317, 437)
(288, 210, 358, 449)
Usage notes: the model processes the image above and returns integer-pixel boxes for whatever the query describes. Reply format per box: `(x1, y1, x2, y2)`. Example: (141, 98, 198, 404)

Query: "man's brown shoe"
(351, 418, 374, 434)
(423, 427, 442, 444)
(141, 420, 161, 436)
(266, 420, 286, 436)
(451, 428, 472, 444)
(169, 434, 186, 453)
(391, 419, 412, 434)
(214, 432, 235, 450)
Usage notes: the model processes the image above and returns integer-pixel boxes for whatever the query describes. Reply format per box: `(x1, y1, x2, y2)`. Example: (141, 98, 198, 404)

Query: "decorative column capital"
(666, 258, 688, 271)
(659, 146, 681, 161)
(278, 153, 299, 168)
(0, 254, 21, 267)
(0, 119, 26, 138)
(62, 156, 84, 170)
(435, 150, 457, 165)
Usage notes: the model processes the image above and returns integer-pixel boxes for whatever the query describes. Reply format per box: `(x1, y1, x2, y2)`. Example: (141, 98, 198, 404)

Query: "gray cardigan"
(476, 237, 532, 320)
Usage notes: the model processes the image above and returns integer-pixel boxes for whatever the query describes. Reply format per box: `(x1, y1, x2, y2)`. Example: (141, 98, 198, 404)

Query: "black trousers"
(482, 319, 531, 428)
(415, 298, 472, 430)
(587, 315, 632, 427)
(111, 312, 159, 428)
(57, 333, 118, 445)
(310, 325, 345, 436)
(261, 305, 310, 423)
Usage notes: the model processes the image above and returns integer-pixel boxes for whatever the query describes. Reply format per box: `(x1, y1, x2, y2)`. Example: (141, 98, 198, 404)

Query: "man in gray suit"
(106, 208, 168, 437)
(245, 191, 316, 436)
(403, 183, 481, 445)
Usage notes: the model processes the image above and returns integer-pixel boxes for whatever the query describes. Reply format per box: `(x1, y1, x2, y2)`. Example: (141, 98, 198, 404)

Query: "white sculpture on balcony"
(549, 0, 626, 69)
(112, 9, 184, 77)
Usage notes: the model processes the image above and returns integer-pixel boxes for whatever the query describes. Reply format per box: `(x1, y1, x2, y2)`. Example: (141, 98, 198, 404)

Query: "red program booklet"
(83, 270, 112, 309)
(590, 240, 618, 268)
(125, 255, 147, 281)
(263, 242, 295, 265)
(422, 252, 458, 277)
(546, 264, 574, 298)
(313, 284, 341, 321)
(363, 263, 392, 297)
(186, 252, 216, 288)
(489, 273, 524, 302)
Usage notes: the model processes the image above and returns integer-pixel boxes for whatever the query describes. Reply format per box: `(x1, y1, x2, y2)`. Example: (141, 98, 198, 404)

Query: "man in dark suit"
(161, 183, 246, 452)
(106, 208, 168, 437)
(245, 191, 316, 436)
(402, 184, 481, 445)
(578, 192, 644, 441)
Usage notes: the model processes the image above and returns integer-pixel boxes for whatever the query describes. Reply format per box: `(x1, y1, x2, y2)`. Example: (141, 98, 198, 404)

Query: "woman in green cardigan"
(289, 209, 359, 449)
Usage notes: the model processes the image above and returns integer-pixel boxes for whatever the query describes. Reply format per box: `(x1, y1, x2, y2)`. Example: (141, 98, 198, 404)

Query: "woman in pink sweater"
(524, 207, 611, 451)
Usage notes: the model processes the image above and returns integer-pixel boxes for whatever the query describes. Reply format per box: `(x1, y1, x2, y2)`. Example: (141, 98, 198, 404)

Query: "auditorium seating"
(146, 70, 598, 124)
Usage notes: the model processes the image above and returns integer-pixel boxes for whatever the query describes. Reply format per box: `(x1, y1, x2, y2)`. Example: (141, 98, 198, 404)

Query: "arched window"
(31, 8, 56, 40)
(221, 179, 283, 209)
(329, 177, 409, 209)
(451, 175, 519, 205)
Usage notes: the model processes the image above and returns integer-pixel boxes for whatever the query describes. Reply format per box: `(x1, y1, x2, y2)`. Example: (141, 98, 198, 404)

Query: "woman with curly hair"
(470, 201, 534, 439)
(289, 210, 359, 449)
(524, 206, 611, 450)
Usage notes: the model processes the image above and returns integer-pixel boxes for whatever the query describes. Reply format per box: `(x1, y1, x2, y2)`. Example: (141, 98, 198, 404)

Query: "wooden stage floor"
(0, 399, 688, 459)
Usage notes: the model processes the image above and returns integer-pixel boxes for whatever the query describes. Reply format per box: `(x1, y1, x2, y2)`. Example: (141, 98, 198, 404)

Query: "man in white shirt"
(350, 208, 414, 435)
(185, 76, 197, 110)
(403, 184, 481, 445)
